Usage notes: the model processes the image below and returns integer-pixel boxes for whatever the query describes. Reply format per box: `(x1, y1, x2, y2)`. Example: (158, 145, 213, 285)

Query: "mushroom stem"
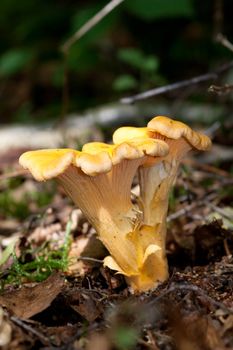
(58, 161, 142, 276)
(58, 160, 169, 290)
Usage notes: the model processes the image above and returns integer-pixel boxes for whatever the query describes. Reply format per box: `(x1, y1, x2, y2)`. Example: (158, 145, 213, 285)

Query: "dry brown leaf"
(67, 235, 107, 276)
(169, 308, 226, 350)
(86, 333, 110, 350)
(220, 315, 233, 335)
(45, 325, 77, 347)
(0, 273, 64, 319)
(0, 307, 11, 348)
(69, 292, 102, 322)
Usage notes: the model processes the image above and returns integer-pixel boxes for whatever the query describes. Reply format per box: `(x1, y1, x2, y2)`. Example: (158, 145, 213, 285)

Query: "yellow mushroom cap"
(147, 116, 212, 151)
(83, 139, 169, 166)
(112, 127, 148, 144)
(19, 137, 169, 181)
(19, 149, 77, 181)
(19, 148, 112, 180)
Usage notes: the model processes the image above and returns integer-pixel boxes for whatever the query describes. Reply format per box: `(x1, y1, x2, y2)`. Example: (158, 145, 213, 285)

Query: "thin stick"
(0, 169, 28, 181)
(216, 33, 233, 53)
(10, 316, 52, 346)
(78, 256, 103, 264)
(148, 282, 233, 315)
(120, 60, 233, 104)
(167, 192, 217, 222)
(62, 0, 125, 53)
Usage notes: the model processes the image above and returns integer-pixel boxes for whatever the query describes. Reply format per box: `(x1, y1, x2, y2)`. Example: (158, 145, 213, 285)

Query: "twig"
(42, 322, 102, 350)
(208, 83, 233, 95)
(62, 0, 125, 53)
(148, 282, 233, 315)
(78, 256, 103, 264)
(167, 202, 197, 222)
(167, 192, 217, 222)
(203, 201, 233, 221)
(0, 169, 28, 181)
(204, 120, 221, 137)
(213, 0, 223, 37)
(120, 61, 233, 104)
(215, 33, 233, 53)
(183, 158, 231, 177)
(10, 315, 52, 346)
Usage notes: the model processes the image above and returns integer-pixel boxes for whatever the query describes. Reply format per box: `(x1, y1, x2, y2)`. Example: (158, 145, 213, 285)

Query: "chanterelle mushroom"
(113, 116, 211, 268)
(19, 138, 169, 291)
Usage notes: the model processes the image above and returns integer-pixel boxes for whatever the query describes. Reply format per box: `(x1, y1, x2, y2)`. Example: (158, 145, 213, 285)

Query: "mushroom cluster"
(19, 116, 211, 291)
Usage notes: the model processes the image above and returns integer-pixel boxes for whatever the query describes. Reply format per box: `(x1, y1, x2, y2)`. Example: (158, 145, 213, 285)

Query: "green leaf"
(125, 0, 194, 21)
(113, 327, 138, 350)
(0, 49, 32, 76)
(0, 49, 33, 77)
(113, 74, 138, 91)
(0, 237, 18, 266)
(143, 56, 159, 72)
(117, 48, 144, 69)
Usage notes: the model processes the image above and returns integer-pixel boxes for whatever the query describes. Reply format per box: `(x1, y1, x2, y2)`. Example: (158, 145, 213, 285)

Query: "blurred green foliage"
(0, 49, 34, 77)
(124, 0, 194, 20)
(0, 0, 232, 123)
(113, 47, 164, 92)
(112, 326, 138, 350)
(0, 178, 55, 219)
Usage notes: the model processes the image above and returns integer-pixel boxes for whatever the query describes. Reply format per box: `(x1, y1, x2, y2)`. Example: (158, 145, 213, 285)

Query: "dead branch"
(120, 60, 233, 104)
(215, 33, 233, 53)
(208, 84, 233, 95)
(10, 315, 52, 346)
(62, 0, 125, 53)
(148, 282, 233, 315)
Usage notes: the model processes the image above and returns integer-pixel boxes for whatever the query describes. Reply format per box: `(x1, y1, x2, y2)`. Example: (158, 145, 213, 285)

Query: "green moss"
(0, 220, 72, 291)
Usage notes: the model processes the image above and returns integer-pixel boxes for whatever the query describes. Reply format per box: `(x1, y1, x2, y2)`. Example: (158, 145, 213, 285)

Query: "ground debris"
(0, 142, 233, 349)
(0, 273, 64, 319)
(168, 308, 226, 350)
(0, 307, 11, 348)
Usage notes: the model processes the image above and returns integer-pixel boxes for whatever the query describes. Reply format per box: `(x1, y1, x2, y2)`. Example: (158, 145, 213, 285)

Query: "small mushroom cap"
(113, 127, 148, 144)
(147, 116, 212, 150)
(19, 149, 76, 181)
(75, 151, 112, 175)
(83, 139, 169, 165)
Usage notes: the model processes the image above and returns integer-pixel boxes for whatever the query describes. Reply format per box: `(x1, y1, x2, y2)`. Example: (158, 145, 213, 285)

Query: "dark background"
(0, 0, 233, 124)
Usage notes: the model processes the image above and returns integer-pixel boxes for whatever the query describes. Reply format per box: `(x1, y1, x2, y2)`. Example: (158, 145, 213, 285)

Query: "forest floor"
(0, 122, 233, 350)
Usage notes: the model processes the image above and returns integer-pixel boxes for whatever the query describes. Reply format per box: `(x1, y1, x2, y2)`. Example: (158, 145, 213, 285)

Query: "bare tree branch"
(216, 33, 233, 53)
(148, 282, 233, 315)
(120, 60, 233, 104)
(62, 0, 125, 53)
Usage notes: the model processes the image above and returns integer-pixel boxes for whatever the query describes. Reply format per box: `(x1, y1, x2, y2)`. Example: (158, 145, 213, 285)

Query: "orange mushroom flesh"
(19, 138, 169, 291)
(113, 116, 212, 256)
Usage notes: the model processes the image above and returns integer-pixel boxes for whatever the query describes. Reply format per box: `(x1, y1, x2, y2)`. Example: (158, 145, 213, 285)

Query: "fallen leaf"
(0, 273, 64, 319)
(169, 308, 226, 350)
(0, 307, 11, 347)
(0, 237, 19, 266)
(69, 292, 102, 322)
(67, 290, 103, 322)
(86, 333, 110, 350)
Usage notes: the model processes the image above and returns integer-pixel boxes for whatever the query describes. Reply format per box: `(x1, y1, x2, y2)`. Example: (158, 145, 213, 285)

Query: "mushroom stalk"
(58, 160, 169, 291)
(58, 161, 140, 276)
